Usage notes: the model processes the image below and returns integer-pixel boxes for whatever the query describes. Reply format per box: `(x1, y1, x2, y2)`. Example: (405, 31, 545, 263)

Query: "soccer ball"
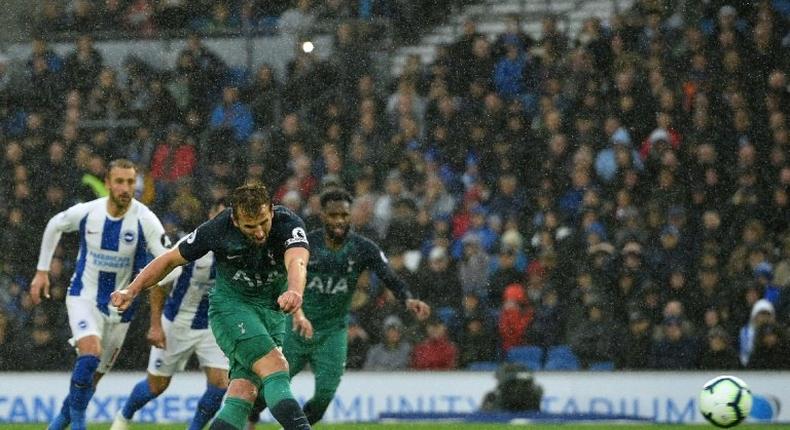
(699, 375, 753, 428)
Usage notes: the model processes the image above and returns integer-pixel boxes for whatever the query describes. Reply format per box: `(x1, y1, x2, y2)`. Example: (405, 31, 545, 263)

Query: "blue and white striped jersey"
(37, 197, 169, 321)
(160, 250, 215, 329)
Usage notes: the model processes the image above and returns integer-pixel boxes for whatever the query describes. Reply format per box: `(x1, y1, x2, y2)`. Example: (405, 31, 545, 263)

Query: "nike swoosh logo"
(87, 230, 99, 235)
(227, 255, 243, 260)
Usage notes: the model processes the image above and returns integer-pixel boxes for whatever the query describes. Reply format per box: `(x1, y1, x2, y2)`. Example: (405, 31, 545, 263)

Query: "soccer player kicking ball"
(248, 188, 431, 427)
(112, 183, 312, 430)
(30, 159, 171, 430)
(112, 201, 230, 430)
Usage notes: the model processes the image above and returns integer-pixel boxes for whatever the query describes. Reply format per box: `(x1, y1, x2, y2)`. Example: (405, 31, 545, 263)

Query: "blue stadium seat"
(505, 346, 543, 370)
(588, 361, 615, 371)
(467, 361, 499, 371)
(543, 345, 580, 370)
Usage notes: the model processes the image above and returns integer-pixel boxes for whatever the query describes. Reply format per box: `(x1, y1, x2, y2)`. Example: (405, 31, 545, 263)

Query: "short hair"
(107, 158, 137, 174)
(229, 182, 272, 218)
(320, 187, 353, 208)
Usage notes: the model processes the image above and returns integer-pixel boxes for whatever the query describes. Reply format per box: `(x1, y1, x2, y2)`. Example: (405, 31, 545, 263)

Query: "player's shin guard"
(210, 397, 252, 430)
(263, 372, 310, 430)
(189, 383, 227, 430)
(122, 379, 159, 420)
(69, 355, 100, 430)
(47, 394, 71, 430)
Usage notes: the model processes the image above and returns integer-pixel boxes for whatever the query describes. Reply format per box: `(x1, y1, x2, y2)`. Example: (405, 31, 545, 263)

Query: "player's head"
(105, 159, 137, 210)
(229, 182, 273, 246)
(320, 187, 353, 242)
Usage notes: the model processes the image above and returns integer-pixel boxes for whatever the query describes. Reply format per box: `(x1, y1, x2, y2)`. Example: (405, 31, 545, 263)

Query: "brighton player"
(112, 183, 312, 430)
(30, 159, 170, 430)
(111, 201, 229, 430)
(248, 188, 431, 427)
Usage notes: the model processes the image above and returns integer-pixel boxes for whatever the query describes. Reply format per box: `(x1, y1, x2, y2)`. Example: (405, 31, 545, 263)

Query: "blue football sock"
(188, 383, 227, 430)
(69, 355, 100, 430)
(47, 395, 71, 430)
(122, 379, 158, 420)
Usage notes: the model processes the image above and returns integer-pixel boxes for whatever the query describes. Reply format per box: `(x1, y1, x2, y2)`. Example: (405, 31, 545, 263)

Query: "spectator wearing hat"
(458, 233, 491, 298)
(697, 326, 741, 370)
(618, 311, 653, 369)
(650, 316, 698, 369)
(739, 299, 776, 366)
(595, 122, 645, 184)
(754, 262, 782, 309)
(498, 283, 534, 352)
(411, 318, 458, 370)
(363, 316, 411, 370)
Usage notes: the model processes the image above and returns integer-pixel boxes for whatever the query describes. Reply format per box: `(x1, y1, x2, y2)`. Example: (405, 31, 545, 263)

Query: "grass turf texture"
(0, 424, 783, 429)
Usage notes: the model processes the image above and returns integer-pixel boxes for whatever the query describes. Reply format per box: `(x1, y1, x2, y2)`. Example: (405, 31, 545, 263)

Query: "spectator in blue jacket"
(209, 85, 254, 143)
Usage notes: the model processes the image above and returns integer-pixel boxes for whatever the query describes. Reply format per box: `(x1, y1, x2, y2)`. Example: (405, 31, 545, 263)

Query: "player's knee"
(146, 374, 171, 396)
(76, 336, 102, 356)
(205, 368, 230, 389)
(251, 348, 288, 377)
(226, 379, 258, 403)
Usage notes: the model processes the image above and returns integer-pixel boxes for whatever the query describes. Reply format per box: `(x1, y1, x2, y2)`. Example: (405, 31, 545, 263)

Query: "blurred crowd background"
(0, 0, 789, 372)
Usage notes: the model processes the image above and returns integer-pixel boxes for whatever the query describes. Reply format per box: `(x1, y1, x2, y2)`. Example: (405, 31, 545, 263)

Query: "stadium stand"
(0, 0, 789, 374)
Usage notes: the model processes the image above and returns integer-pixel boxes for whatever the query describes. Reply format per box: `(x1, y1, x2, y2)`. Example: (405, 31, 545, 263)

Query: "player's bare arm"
(111, 247, 188, 311)
(146, 283, 171, 349)
(278, 246, 309, 314)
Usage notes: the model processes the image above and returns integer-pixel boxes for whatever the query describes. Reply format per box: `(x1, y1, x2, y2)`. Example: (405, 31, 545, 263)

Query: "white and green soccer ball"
(699, 375, 753, 428)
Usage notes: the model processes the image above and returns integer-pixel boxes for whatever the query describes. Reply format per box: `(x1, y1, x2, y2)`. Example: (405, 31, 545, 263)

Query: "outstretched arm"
(111, 247, 188, 311)
(369, 249, 431, 320)
(278, 246, 309, 314)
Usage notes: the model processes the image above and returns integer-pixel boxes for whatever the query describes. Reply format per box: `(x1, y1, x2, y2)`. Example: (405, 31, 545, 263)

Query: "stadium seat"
(467, 361, 499, 371)
(543, 345, 580, 370)
(588, 361, 615, 371)
(505, 345, 543, 370)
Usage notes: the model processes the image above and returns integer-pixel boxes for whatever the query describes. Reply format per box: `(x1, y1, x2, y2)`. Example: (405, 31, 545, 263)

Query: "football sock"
(303, 392, 333, 425)
(211, 397, 252, 430)
(122, 378, 158, 420)
(47, 395, 71, 430)
(69, 355, 100, 430)
(188, 383, 227, 430)
(248, 396, 267, 423)
(264, 372, 310, 430)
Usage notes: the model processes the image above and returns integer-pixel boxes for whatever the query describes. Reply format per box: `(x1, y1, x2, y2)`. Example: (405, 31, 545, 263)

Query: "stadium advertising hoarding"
(0, 371, 785, 423)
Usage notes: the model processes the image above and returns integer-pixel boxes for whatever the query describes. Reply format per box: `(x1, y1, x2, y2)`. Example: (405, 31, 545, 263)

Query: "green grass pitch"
(0, 424, 785, 429)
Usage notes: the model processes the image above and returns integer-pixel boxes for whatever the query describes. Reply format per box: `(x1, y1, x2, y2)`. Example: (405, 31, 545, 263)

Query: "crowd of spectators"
(1, 0, 789, 372)
(29, 0, 463, 41)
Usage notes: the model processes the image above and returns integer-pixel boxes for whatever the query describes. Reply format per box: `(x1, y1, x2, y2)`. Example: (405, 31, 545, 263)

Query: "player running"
(248, 188, 431, 427)
(30, 159, 171, 430)
(111, 201, 229, 430)
(112, 182, 312, 430)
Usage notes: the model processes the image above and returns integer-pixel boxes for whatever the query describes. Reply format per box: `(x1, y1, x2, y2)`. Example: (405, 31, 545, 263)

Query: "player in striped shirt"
(30, 159, 170, 430)
(111, 201, 230, 430)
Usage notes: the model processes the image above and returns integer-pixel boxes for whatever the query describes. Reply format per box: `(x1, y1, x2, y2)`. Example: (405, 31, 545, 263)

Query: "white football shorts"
(147, 316, 229, 377)
(66, 296, 130, 374)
